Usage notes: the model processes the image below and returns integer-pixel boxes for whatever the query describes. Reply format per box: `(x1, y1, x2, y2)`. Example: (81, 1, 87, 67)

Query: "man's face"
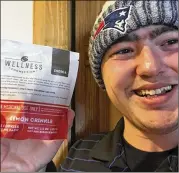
(101, 25, 178, 134)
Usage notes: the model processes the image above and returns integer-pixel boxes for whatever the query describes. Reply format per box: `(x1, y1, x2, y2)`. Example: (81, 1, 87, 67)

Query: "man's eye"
(109, 47, 135, 59)
(161, 39, 178, 46)
(114, 48, 133, 55)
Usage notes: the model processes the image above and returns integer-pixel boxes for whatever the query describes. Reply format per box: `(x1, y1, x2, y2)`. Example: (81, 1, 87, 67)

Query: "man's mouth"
(134, 85, 174, 98)
(132, 84, 178, 107)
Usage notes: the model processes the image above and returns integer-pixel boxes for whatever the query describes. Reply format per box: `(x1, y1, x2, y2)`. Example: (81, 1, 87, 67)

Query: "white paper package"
(1, 39, 79, 140)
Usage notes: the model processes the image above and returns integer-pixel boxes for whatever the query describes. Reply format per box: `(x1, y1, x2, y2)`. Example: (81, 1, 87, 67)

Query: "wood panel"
(75, 1, 110, 139)
(33, 1, 70, 167)
(75, 1, 123, 136)
(33, 1, 70, 49)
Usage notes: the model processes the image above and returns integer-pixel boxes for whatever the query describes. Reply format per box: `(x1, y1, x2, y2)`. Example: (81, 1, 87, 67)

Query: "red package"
(1, 39, 79, 140)
(1, 100, 68, 140)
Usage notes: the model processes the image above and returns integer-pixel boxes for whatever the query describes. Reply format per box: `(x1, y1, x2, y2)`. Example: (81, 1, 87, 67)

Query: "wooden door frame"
(33, 1, 71, 167)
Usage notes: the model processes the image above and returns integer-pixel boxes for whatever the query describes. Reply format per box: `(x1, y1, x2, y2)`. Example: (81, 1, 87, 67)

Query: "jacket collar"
(90, 117, 178, 172)
(90, 118, 125, 162)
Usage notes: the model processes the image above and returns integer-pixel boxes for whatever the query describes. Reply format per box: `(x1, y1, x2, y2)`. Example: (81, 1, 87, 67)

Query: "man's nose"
(136, 46, 163, 77)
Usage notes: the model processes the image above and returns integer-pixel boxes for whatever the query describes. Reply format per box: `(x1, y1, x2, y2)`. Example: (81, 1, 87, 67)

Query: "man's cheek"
(174, 58, 178, 73)
(104, 65, 124, 88)
(166, 53, 178, 73)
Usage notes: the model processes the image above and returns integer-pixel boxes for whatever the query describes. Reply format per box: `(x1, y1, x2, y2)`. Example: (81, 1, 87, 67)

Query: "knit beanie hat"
(88, 0, 178, 89)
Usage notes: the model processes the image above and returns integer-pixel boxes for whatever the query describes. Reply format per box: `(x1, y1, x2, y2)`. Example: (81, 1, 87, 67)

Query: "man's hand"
(1, 109, 74, 172)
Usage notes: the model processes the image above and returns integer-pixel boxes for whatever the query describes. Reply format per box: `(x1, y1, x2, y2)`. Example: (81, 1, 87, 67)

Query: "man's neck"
(123, 118, 178, 152)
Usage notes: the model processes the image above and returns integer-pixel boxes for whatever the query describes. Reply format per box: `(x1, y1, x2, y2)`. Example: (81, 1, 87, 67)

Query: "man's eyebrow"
(149, 26, 177, 39)
(110, 34, 140, 46)
(117, 34, 140, 42)
(110, 26, 177, 45)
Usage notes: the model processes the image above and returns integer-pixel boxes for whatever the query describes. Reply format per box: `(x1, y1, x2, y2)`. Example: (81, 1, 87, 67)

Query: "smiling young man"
(1, 0, 178, 172)
(60, 0, 178, 172)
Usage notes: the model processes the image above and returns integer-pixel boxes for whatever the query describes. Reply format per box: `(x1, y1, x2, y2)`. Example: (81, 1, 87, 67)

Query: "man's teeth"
(136, 85, 172, 96)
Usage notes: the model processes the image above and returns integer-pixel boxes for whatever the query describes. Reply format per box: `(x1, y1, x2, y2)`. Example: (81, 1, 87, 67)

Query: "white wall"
(1, 1, 33, 43)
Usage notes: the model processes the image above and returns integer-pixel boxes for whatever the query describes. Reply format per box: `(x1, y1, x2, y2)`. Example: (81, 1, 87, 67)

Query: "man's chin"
(137, 118, 178, 135)
(142, 122, 178, 135)
(127, 109, 178, 135)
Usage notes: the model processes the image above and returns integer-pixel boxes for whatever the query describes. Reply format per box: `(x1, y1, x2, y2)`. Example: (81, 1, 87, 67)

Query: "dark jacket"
(57, 118, 178, 172)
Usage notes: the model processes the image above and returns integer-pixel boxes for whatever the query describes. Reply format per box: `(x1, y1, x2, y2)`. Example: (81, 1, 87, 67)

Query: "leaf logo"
(21, 56, 28, 62)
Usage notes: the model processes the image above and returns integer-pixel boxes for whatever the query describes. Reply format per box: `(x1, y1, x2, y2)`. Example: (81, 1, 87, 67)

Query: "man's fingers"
(1, 138, 9, 162)
(67, 109, 75, 129)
